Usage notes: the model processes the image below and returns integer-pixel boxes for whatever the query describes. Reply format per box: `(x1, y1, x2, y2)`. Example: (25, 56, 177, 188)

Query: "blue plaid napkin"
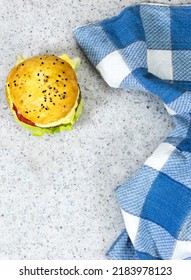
(74, 4, 191, 260)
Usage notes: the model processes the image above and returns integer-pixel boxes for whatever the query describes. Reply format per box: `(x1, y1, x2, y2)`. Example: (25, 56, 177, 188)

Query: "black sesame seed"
(53, 63, 55, 65)
(61, 62, 64, 64)
(37, 116, 40, 118)
(58, 75, 61, 77)
(65, 78, 68, 81)
(37, 73, 40, 76)
(22, 63, 24, 66)
(42, 90, 47, 93)
(56, 80, 59, 82)
(29, 95, 31, 97)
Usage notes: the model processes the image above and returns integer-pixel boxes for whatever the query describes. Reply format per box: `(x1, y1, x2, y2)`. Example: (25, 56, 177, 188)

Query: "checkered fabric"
(74, 4, 191, 260)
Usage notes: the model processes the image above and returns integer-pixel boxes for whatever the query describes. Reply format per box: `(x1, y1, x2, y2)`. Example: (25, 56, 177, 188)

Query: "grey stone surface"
(0, 0, 188, 259)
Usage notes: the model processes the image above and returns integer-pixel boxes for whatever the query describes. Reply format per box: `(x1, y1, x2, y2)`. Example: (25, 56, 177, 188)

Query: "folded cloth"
(74, 3, 191, 260)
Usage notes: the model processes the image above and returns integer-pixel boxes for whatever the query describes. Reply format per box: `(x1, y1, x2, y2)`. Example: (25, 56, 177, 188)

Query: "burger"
(5, 54, 83, 136)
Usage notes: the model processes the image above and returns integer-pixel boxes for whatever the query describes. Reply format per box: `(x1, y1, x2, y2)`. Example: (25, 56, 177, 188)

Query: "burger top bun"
(6, 55, 79, 126)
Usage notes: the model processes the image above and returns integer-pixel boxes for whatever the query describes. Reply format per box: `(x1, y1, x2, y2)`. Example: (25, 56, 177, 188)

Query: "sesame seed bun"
(6, 55, 79, 127)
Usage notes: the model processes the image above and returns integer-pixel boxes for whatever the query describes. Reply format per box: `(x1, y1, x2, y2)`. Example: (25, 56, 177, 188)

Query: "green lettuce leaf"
(16, 54, 25, 65)
(16, 99, 84, 136)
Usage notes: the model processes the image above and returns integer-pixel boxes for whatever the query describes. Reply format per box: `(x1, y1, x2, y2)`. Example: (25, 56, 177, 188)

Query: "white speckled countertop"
(0, 0, 189, 260)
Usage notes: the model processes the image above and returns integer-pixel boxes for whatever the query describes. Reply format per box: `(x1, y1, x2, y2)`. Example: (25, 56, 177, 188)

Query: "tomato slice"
(12, 104, 36, 127)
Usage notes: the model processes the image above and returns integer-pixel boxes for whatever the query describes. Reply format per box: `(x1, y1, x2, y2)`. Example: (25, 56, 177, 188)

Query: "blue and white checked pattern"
(74, 4, 191, 259)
